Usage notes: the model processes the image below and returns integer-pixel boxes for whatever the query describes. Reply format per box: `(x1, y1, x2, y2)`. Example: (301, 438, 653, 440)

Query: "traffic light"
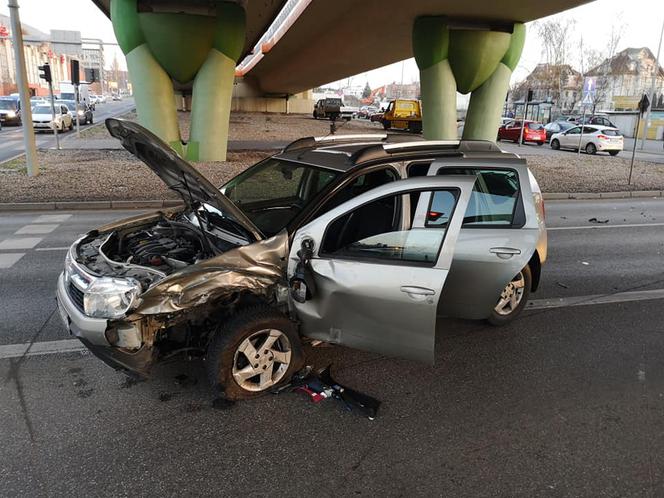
(84, 67, 98, 83)
(71, 59, 80, 85)
(38, 63, 52, 83)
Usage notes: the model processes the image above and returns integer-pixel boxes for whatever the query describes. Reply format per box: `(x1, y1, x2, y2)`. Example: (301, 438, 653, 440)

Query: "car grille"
(68, 282, 85, 312)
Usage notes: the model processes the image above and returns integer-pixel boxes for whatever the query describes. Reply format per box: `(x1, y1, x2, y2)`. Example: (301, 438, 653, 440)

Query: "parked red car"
(498, 120, 546, 145)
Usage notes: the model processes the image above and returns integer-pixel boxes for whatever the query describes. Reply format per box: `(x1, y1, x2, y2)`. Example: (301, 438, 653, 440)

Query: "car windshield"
(58, 102, 77, 111)
(221, 158, 340, 236)
(0, 100, 16, 110)
(32, 105, 51, 114)
(559, 121, 574, 130)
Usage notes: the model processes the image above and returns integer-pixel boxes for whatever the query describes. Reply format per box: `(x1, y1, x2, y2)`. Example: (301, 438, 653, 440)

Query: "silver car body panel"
(288, 176, 475, 364)
(422, 158, 546, 319)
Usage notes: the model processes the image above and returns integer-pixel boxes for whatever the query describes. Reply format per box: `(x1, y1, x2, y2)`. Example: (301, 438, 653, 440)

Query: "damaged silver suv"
(56, 119, 546, 399)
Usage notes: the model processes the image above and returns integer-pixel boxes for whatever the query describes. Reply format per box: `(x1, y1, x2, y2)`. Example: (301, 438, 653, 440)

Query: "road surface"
(1, 198, 664, 496)
(0, 99, 136, 163)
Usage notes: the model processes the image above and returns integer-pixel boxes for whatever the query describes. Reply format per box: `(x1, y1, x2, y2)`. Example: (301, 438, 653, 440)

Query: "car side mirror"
(289, 238, 317, 303)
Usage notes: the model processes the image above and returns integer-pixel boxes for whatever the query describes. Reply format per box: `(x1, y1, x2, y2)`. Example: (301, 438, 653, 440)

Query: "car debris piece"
(556, 282, 569, 289)
(588, 217, 609, 224)
(274, 365, 381, 420)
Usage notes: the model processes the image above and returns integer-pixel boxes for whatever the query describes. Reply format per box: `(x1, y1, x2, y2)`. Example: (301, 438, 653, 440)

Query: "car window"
(527, 123, 544, 130)
(567, 127, 581, 134)
(222, 159, 340, 236)
(436, 167, 519, 226)
(601, 129, 620, 136)
(321, 188, 458, 266)
(316, 167, 398, 216)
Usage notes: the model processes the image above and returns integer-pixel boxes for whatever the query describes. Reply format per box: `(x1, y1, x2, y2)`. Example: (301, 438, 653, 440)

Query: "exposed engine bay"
(76, 210, 248, 290)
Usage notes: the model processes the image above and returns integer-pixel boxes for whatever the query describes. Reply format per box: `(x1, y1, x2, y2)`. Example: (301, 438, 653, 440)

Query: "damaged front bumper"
(56, 272, 155, 377)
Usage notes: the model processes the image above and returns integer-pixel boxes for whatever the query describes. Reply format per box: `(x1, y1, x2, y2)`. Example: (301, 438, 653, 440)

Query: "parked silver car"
(56, 120, 546, 399)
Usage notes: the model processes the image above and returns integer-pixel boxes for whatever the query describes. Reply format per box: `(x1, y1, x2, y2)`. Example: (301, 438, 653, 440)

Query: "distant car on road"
(379, 99, 422, 132)
(550, 124, 623, 155)
(57, 100, 94, 125)
(543, 120, 576, 140)
(32, 103, 73, 133)
(498, 120, 546, 145)
(313, 98, 344, 120)
(577, 114, 617, 129)
(0, 96, 21, 125)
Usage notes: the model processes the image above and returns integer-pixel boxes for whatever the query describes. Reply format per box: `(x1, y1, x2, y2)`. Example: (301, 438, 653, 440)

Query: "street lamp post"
(7, 0, 39, 176)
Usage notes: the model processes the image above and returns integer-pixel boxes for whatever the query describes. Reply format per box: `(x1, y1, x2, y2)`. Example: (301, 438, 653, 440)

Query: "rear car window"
(436, 167, 520, 226)
(527, 123, 544, 130)
(601, 129, 620, 136)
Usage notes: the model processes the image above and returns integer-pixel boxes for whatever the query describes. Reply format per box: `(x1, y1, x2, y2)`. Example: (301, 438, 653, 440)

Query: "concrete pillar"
(413, 17, 525, 142)
(111, 0, 245, 161)
(412, 17, 457, 140)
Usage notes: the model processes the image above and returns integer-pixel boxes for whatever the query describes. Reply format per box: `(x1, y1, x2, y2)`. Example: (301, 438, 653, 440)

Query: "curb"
(543, 191, 663, 200)
(0, 200, 184, 211)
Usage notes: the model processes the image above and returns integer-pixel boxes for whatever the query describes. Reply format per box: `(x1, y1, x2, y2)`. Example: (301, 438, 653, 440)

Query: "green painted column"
(111, 0, 181, 152)
(412, 17, 457, 140)
(189, 3, 246, 161)
(111, 0, 245, 161)
(463, 24, 526, 141)
(413, 17, 526, 143)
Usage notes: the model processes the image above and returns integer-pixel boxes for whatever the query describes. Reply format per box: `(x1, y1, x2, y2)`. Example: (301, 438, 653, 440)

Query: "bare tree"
(580, 21, 625, 113)
(535, 18, 576, 66)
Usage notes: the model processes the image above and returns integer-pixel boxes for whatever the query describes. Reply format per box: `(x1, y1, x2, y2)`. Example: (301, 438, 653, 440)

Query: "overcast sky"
(1, 0, 662, 87)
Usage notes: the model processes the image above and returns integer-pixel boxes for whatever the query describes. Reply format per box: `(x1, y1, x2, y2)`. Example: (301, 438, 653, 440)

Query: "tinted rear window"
(436, 168, 520, 226)
(601, 129, 620, 136)
(527, 123, 544, 130)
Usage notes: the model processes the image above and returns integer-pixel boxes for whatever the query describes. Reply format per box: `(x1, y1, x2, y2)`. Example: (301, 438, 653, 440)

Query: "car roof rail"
(382, 140, 460, 153)
(282, 133, 388, 152)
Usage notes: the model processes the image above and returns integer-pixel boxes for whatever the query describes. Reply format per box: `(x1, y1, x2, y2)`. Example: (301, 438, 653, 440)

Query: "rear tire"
(609, 150, 619, 156)
(551, 139, 560, 150)
(585, 142, 597, 155)
(487, 265, 532, 326)
(206, 305, 304, 400)
(537, 141, 544, 146)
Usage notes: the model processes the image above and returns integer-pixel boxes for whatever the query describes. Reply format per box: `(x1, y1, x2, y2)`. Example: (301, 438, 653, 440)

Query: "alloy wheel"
(232, 329, 292, 391)
(494, 271, 526, 316)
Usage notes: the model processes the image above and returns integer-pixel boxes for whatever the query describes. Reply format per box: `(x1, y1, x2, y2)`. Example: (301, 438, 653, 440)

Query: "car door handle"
(400, 286, 436, 296)
(490, 247, 521, 259)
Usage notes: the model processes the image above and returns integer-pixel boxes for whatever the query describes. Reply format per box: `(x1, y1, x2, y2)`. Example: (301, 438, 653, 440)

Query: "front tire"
(487, 265, 532, 326)
(206, 305, 304, 400)
(551, 139, 560, 150)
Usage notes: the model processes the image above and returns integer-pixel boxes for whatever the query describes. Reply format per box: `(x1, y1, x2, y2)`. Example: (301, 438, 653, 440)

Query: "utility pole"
(641, 18, 664, 149)
(8, 0, 39, 176)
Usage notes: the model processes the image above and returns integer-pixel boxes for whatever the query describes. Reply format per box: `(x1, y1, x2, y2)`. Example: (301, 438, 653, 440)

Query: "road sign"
(581, 76, 597, 106)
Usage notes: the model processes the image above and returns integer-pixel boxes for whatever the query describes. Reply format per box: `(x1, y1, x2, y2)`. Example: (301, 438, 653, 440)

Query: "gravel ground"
(82, 110, 381, 142)
(525, 154, 664, 193)
(0, 149, 269, 203)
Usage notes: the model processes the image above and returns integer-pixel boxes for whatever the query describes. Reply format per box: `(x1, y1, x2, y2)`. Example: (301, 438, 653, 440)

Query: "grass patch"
(0, 155, 26, 172)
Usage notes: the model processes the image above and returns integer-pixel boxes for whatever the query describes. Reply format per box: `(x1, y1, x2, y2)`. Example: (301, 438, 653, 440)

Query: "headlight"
(78, 110, 85, 116)
(84, 277, 141, 318)
(7, 111, 16, 118)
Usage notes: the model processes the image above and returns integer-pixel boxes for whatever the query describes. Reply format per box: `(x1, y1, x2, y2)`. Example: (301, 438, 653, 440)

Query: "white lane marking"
(0, 237, 42, 250)
(33, 214, 72, 223)
(0, 339, 86, 360)
(548, 222, 664, 231)
(527, 288, 664, 310)
(34, 246, 69, 251)
(15, 224, 59, 235)
(1, 287, 663, 361)
(0, 253, 24, 268)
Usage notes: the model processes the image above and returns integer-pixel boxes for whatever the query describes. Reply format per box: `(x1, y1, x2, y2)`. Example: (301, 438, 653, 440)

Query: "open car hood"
(105, 118, 263, 241)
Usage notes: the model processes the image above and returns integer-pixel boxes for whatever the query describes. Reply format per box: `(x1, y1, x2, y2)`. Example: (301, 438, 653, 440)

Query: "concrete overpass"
(93, 0, 593, 160)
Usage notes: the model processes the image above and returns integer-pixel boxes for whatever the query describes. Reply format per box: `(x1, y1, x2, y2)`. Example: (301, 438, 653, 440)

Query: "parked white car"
(550, 124, 623, 156)
(31, 104, 73, 133)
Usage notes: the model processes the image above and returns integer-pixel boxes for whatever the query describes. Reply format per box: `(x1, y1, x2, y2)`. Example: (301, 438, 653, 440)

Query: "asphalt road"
(0, 99, 135, 163)
(2, 198, 664, 496)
